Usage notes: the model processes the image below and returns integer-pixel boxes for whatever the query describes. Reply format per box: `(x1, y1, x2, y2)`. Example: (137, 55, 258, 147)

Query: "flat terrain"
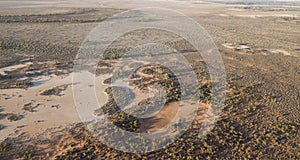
(0, 0, 299, 159)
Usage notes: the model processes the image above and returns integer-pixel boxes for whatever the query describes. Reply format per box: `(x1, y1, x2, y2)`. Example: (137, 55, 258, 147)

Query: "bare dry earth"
(0, 0, 299, 159)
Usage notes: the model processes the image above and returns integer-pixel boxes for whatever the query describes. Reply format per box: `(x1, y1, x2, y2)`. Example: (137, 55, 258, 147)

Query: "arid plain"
(0, 0, 299, 159)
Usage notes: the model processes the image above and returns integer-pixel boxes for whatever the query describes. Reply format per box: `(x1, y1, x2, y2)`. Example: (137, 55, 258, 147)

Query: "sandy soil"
(0, 73, 78, 141)
(0, 66, 111, 142)
(0, 62, 33, 76)
(222, 43, 294, 56)
(0, 1, 298, 158)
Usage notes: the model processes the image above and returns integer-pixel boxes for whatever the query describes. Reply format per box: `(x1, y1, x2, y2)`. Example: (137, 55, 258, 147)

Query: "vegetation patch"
(40, 84, 71, 96)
